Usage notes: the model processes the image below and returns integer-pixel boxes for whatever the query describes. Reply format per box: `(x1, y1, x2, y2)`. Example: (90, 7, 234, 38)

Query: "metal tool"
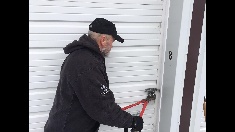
(123, 88, 160, 132)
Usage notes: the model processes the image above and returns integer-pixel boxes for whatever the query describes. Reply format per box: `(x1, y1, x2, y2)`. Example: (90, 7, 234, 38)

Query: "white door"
(29, 0, 166, 131)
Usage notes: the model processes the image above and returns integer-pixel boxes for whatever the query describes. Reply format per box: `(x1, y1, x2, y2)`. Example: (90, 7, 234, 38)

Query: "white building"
(29, 0, 206, 132)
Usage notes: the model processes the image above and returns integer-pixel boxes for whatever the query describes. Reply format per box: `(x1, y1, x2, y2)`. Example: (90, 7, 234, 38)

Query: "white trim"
(155, 0, 171, 131)
(158, 0, 195, 131)
(170, 0, 195, 132)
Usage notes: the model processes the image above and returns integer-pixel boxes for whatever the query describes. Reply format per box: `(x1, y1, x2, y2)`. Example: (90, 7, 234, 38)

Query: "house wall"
(29, 0, 167, 132)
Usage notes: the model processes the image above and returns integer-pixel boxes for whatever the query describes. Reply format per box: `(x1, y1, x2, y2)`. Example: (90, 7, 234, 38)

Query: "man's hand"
(131, 116, 143, 131)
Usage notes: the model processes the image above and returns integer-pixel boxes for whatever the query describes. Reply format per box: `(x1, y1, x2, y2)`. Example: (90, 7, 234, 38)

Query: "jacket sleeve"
(69, 65, 133, 128)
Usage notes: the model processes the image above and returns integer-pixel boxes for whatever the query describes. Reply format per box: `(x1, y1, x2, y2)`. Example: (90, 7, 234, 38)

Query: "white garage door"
(29, 0, 165, 132)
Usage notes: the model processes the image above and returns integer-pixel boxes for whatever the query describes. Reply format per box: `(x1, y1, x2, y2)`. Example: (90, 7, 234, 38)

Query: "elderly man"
(44, 18, 143, 132)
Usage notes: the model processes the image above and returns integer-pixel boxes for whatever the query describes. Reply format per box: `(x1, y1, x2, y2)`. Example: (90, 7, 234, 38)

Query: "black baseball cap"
(89, 18, 124, 43)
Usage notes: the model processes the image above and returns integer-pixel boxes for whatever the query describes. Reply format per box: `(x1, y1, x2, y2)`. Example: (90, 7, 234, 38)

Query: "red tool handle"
(122, 100, 148, 132)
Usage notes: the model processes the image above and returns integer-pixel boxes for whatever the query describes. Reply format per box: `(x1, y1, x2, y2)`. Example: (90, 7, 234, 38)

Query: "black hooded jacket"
(44, 34, 133, 132)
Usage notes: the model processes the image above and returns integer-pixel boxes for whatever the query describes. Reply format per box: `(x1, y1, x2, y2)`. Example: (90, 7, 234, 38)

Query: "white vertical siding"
(29, 0, 165, 131)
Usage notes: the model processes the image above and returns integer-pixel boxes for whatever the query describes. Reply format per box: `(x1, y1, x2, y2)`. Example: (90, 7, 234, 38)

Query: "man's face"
(101, 35, 114, 57)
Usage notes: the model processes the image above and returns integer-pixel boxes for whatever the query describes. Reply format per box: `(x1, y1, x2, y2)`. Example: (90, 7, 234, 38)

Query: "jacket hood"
(63, 34, 101, 55)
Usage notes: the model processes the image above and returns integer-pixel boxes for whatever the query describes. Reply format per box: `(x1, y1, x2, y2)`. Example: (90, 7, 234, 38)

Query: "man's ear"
(100, 35, 106, 46)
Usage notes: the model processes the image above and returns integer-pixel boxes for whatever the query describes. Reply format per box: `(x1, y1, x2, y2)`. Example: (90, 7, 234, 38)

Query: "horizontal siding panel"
(29, 88, 57, 94)
(107, 65, 158, 72)
(29, 65, 158, 76)
(29, 75, 59, 83)
(29, 59, 62, 67)
(29, 91, 56, 101)
(29, 69, 158, 83)
(29, 21, 160, 26)
(29, 82, 157, 100)
(29, 114, 49, 124)
(29, 78, 157, 90)
(29, 34, 161, 41)
(29, 94, 159, 111)
(30, 66, 61, 72)
(29, 102, 156, 114)
(29, 53, 66, 60)
(30, 93, 157, 111)
(30, 106, 156, 119)
(29, 99, 54, 106)
(29, 81, 58, 89)
(29, 72, 157, 83)
(109, 82, 158, 93)
(30, 105, 52, 113)
(29, 61, 158, 72)
(107, 56, 159, 63)
(108, 69, 158, 78)
(29, 90, 159, 107)
(29, 2, 162, 10)
(29, 26, 160, 34)
(29, 40, 161, 47)
(29, 70, 60, 76)
(29, 22, 161, 34)
(30, 56, 159, 66)
(29, 110, 49, 116)
(29, 0, 163, 6)
(29, 128, 43, 132)
(29, 107, 156, 119)
(29, 79, 157, 91)
(29, 95, 158, 109)
(29, 49, 159, 62)
(29, 122, 46, 130)
(109, 75, 158, 83)
(29, 5, 163, 16)
(29, 81, 157, 93)
(29, 13, 162, 22)
(112, 91, 147, 98)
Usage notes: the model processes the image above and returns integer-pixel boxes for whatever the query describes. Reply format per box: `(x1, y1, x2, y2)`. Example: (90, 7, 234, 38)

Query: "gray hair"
(88, 30, 113, 42)
(88, 30, 101, 42)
